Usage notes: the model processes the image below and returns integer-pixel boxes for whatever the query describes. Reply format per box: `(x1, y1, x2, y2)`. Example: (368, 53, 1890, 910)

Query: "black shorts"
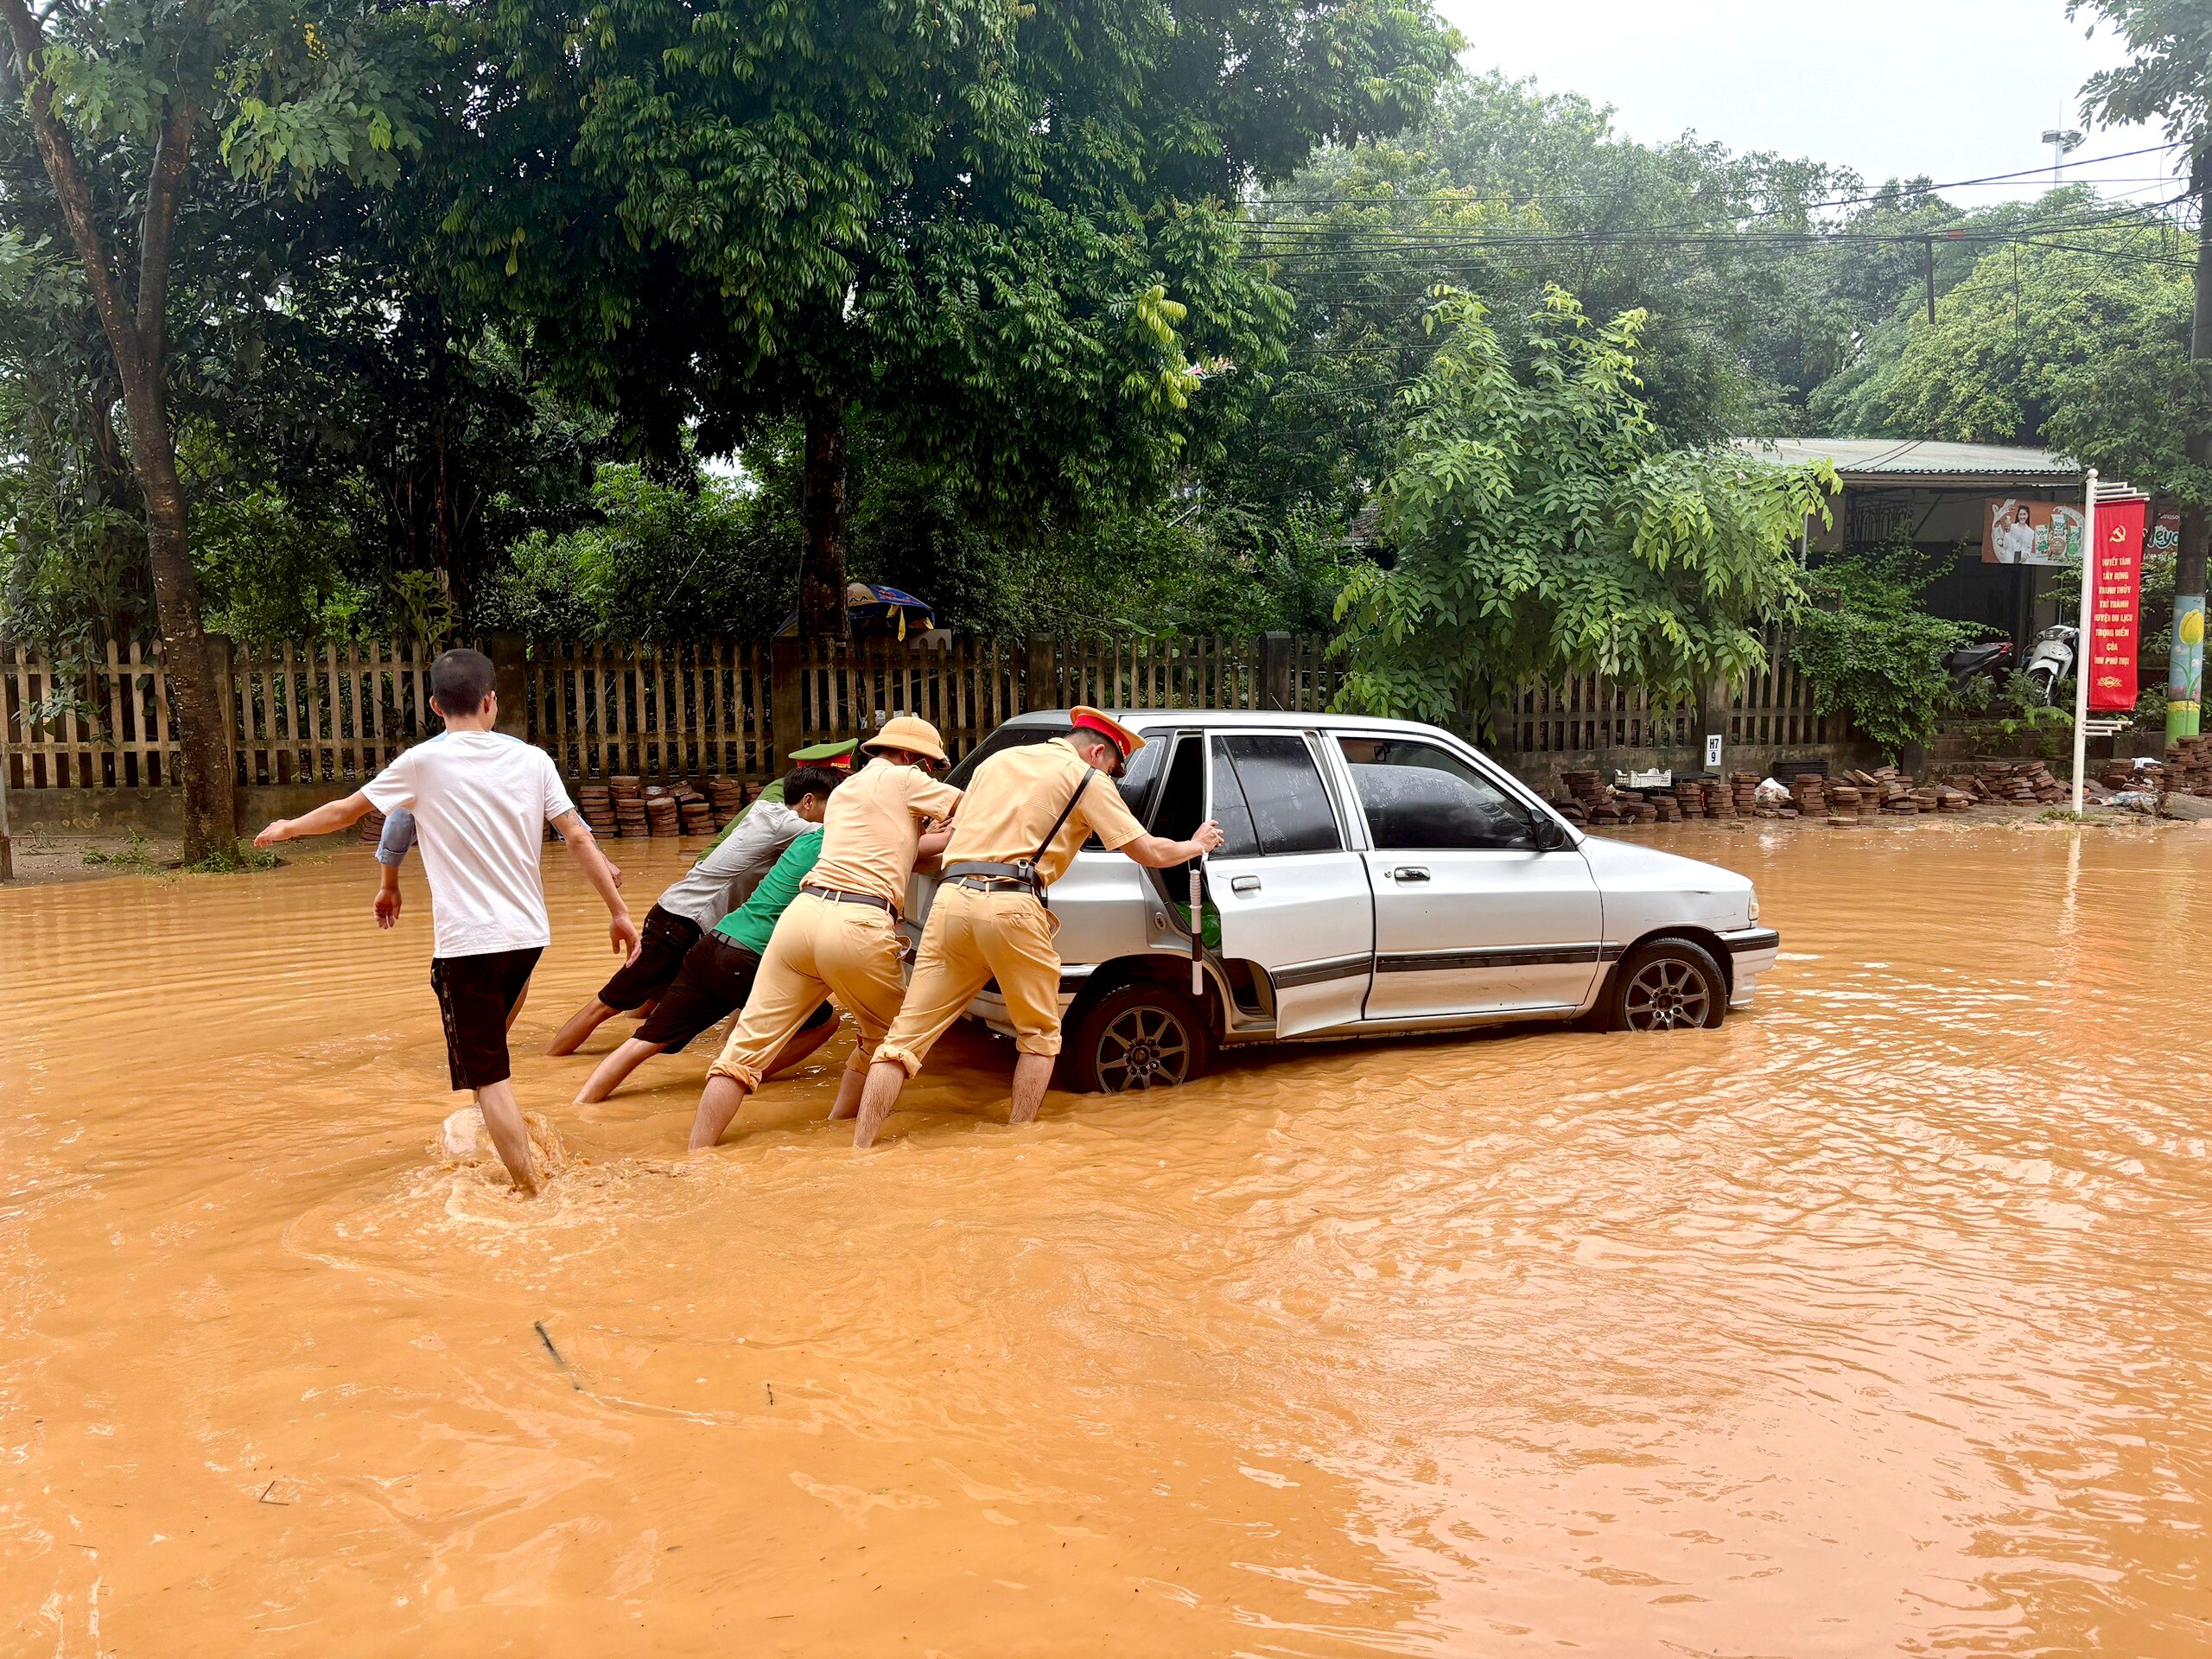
(596, 904, 702, 1011)
(430, 947, 543, 1091)
(637, 932, 837, 1054)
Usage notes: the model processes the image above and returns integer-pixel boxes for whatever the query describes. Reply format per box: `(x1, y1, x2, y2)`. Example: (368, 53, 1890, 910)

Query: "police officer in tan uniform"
(690, 715, 961, 1149)
(851, 708, 1223, 1147)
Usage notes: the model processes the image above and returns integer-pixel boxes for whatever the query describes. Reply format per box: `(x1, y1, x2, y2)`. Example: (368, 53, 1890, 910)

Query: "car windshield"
(944, 722, 1066, 789)
(943, 721, 1166, 823)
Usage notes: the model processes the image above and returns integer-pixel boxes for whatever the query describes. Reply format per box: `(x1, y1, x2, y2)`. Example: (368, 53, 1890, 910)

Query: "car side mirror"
(1529, 810, 1569, 852)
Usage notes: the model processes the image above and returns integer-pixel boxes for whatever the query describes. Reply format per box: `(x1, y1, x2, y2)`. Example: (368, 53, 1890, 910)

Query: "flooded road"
(3, 822, 2209, 1656)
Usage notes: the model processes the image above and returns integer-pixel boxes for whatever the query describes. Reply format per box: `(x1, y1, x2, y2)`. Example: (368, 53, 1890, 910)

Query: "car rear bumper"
(1719, 927, 1780, 1007)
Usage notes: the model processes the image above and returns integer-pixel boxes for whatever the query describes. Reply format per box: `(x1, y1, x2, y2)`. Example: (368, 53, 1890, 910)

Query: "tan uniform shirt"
(942, 738, 1147, 887)
(806, 758, 963, 906)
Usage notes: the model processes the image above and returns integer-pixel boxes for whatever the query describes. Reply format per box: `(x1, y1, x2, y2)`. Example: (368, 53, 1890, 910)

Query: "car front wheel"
(1061, 981, 1214, 1094)
(1605, 937, 1726, 1033)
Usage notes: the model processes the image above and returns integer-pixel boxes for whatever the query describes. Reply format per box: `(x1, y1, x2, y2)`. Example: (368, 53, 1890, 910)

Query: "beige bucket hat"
(860, 714, 948, 764)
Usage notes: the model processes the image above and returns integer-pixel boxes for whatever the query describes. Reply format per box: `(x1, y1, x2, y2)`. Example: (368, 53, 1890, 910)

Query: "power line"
(1251, 142, 2189, 230)
(1238, 202, 2191, 266)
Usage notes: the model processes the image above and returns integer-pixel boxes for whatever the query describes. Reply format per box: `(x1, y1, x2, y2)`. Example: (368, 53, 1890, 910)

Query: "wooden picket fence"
(3, 626, 1841, 792)
(231, 638, 448, 787)
(526, 639, 776, 785)
(1501, 626, 1849, 756)
(1500, 677, 1696, 755)
(1, 637, 181, 789)
(525, 634, 1344, 780)
(779, 637, 1026, 765)
(1726, 626, 1851, 748)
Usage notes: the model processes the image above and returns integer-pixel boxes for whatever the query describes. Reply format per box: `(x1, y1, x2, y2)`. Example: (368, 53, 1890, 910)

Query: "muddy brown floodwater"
(3, 823, 2209, 1656)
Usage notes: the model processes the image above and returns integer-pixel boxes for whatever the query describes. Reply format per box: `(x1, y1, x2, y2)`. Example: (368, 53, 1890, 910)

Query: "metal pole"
(2071, 469, 2099, 816)
(1189, 865, 1204, 997)
(0, 687, 12, 880)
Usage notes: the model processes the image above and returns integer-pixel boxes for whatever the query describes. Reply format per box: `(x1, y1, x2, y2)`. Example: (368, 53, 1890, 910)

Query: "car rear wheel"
(1605, 937, 1726, 1033)
(1062, 982, 1214, 1094)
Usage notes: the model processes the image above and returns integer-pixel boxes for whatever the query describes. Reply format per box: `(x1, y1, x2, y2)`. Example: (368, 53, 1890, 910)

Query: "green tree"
(0, 0, 423, 856)
(1811, 213, 2202, 458)
(424, 0, 1456, 638)
(1334, 286, 1836, 734)
(1218, 73, 1946, 547)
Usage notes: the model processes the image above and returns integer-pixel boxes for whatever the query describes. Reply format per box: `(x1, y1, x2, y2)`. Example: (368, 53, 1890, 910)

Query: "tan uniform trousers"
(874, 883, 1064, 1077)
(705, 893, 907, 1092)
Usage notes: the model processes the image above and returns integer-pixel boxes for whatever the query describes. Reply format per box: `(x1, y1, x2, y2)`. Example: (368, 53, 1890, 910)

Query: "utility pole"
(0, 733, 11, 881)
(2041, 128, 2083, 190)
(2170, 149, 2211, 746)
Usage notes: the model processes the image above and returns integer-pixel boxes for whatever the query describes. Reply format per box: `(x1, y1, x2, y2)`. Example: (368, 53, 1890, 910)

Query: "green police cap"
(787, 738, 859, 770)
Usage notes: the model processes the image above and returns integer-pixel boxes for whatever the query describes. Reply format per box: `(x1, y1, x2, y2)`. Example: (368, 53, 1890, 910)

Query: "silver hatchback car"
(912, 709, 1779, 1092)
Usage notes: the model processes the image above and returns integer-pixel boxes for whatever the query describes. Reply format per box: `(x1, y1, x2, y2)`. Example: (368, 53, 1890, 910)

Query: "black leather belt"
(942, 860, 1043, 897)
(802, 883, 897, 918)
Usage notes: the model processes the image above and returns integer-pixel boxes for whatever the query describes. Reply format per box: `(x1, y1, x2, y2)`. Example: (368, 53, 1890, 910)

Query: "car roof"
(1001, 708, 1456, 738)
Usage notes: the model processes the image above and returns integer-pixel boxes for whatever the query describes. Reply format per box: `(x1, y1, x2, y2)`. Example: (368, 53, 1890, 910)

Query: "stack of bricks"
(1974, 760, 2067, 804)
(1787, 773, 1827, 817)
(576, 782, 617, 838)
(610, 776, 647, 836)
(2163, 736, 2212, 795)
(707, 776, 747, 828)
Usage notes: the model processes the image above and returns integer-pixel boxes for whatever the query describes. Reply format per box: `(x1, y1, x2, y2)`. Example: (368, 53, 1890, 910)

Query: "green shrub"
(1789, 549, 1986, 760)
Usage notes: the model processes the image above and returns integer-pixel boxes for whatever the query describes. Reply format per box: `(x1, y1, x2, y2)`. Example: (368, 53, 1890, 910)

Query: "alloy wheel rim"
(1624, 959, 1711, 1031)
(1096, 1005, 1192, 1090)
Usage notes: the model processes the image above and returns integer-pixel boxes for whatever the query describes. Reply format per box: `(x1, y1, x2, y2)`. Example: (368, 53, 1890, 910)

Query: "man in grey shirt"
(542, 767, 841, 1054)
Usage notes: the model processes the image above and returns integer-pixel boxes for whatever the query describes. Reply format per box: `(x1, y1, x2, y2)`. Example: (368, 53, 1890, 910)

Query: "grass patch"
(182, 839, 283, 874)
(80, 830, 160, 873)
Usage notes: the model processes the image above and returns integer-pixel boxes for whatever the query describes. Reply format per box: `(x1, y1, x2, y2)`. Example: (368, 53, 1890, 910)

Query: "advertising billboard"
(1983, 499, 2084, 567)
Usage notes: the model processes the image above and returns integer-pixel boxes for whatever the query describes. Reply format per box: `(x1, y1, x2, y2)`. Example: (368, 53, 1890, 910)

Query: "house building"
(1736, 437, 2084, 646)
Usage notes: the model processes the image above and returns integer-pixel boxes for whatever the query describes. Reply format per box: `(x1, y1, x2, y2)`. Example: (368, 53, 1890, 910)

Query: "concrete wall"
(6, 785, 340, 837)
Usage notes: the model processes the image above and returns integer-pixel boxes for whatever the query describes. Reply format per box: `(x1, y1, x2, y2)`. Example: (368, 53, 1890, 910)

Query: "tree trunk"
(1, 3, 238, 856)
(124, 378, 235, 855)
(2170, 165, 2212, 746)
(798, 391, 851, 642)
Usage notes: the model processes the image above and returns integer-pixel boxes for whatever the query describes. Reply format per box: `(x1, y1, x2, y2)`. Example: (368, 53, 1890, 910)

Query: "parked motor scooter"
(2022, 625, 2077, 704)
(1942, 638, 2014, 695)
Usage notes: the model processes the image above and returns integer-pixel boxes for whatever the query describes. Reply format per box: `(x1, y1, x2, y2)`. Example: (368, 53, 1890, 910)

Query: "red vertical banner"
(2088, 495, 2147, 714)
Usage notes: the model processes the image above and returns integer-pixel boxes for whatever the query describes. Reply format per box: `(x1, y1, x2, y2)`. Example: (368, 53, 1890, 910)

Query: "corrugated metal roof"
(1732, 437, 2081, 481)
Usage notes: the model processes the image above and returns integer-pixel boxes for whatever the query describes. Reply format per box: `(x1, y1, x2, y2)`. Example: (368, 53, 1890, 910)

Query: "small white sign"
(1705, 734, 1724, 769)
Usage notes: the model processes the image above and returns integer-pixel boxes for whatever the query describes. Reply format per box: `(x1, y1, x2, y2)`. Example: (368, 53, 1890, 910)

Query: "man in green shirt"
(571, 771, 951, 1104)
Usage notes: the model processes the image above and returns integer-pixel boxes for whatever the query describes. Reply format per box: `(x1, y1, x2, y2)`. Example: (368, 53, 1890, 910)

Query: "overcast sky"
(1439, 0, 2183, 206)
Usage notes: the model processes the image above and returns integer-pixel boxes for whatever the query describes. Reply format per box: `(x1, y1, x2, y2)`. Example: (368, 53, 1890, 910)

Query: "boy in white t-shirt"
(255, 649, 638, 1196)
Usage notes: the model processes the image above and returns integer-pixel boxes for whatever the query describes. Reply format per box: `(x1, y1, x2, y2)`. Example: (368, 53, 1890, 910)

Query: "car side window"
(1149, 734, 1206, 839)
(1111, 733, 1166, 821)
(1336, 735, 1535, 851)
(1211, 734, 1344, 856)
(1209, 745, 1262, 859)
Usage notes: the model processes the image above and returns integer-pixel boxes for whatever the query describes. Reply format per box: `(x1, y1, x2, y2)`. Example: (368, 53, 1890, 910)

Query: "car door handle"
(1230, 875, 1262, 893)
(1389, 866, 1431, 882)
